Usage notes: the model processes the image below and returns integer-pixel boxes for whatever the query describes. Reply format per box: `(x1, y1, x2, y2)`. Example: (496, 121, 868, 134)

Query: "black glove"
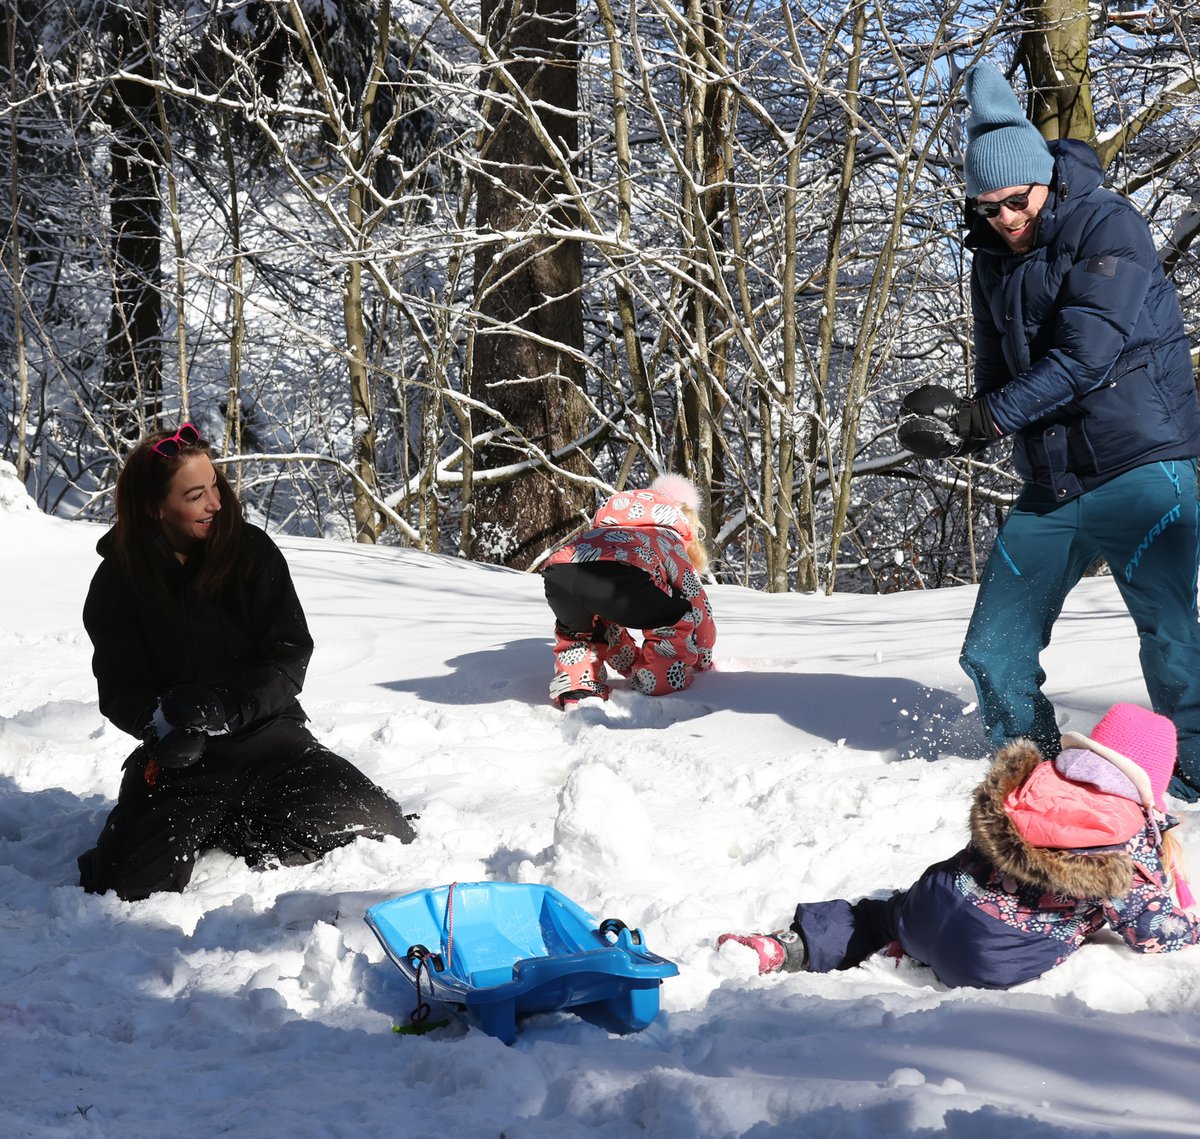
(159, 684, 240, 735)
(144, 727, 207, 769)
(897, 384, 997, 459)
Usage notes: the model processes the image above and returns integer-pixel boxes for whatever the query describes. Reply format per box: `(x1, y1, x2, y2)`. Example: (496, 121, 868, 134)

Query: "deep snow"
(3, 461, 1200, 1139)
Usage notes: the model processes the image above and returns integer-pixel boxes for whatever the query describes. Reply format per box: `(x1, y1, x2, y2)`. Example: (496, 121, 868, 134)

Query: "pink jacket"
(545, 489, 716, 694)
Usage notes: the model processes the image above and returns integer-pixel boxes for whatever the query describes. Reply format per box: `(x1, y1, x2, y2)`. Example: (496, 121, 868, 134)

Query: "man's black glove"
(897, 384, 998, 459)
(159, 684, 240, 735)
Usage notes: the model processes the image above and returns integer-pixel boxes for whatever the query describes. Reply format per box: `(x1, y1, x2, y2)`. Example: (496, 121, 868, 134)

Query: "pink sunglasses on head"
(150, 423, 203, 459)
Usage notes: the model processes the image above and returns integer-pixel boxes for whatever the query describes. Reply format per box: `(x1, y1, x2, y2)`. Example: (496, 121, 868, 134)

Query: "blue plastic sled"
(365, 882, 678, 1043)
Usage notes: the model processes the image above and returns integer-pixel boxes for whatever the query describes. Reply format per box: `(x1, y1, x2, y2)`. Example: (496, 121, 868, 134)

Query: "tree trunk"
(1017, 0, 1095, 143)
(344, 235, 381, 544)
(771, 144, 803, 592)
(676, 0, 730, 557)
(594, 0, 659, 465)
(221, 118, 245, 478)
(820, 0, 868, 594)
(148, 0, 188, 419)
(470, 0, 591, 569)
(5, 0, 29, 481)
(100, 3, 162, 444)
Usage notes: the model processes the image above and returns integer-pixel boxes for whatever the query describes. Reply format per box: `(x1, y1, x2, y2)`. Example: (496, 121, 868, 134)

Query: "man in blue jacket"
(898, 61, 1200, 800)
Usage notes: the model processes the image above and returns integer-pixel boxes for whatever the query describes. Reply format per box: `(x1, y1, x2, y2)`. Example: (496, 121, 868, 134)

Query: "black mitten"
(160, 684, 240, 735)
(144, 727, 207, 769)
(898, 384, 996, 459)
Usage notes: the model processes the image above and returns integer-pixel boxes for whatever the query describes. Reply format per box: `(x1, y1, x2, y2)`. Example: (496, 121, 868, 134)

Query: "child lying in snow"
(720, 703, 1200, 988)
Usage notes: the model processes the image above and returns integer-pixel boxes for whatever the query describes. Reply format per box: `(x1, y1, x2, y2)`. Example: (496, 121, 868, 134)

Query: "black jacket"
(83, 523, 313, 740)
(968, 139, 1200, 501)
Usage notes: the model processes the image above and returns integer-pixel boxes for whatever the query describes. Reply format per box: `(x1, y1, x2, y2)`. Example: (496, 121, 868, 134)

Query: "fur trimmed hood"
(969, 740, 1135, 901)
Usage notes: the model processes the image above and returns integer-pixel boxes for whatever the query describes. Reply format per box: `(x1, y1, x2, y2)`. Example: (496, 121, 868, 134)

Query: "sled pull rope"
(403, 882, 457, 1028)
(443, 881, 457, 971)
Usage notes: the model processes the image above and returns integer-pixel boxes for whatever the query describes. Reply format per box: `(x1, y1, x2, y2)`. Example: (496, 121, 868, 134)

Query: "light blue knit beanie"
(963, 62, 1054, 197)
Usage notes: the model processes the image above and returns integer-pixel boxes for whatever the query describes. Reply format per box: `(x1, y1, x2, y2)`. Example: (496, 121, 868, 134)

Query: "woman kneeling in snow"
(539, 474, 716, 708)
(78, 423, 415, 902)
(720, 704, 1200, 987)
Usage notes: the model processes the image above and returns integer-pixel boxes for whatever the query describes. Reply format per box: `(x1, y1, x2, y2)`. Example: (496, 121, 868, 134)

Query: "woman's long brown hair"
(112, 427, 245, 609)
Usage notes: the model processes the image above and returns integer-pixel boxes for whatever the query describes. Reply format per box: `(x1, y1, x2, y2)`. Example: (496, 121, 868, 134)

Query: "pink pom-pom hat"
(649, 473, 700, 512)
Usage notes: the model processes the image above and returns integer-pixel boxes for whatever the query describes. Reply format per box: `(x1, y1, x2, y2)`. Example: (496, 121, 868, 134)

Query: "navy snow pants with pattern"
(793, 858, 1064, 989)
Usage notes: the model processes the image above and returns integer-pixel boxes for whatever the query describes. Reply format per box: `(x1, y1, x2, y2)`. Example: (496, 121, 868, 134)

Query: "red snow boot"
(717, 929, 808, 975)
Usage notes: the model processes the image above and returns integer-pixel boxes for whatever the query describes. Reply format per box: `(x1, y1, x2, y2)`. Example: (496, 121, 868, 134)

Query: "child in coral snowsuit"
(540, 474, 716, 707)
(720, 704, 1200, 988)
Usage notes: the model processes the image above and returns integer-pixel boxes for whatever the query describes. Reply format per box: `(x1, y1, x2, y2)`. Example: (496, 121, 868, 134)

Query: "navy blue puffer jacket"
(969, 138, 1200, 501)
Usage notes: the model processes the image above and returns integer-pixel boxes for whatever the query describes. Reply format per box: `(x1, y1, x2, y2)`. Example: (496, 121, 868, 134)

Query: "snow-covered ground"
(3, 463, 1199, 1139)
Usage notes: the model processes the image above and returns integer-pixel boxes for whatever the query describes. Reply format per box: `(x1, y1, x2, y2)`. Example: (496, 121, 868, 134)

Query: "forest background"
(3, 0, 1199, 594)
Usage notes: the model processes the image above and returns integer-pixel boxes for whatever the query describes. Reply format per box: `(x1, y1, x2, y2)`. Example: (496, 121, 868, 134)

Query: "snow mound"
(0, 460, 36, 514)
(552, 760, 651, 874)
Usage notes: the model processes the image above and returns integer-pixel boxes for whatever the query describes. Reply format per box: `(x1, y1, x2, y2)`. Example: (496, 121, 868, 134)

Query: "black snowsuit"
(79, 523, 414, 900)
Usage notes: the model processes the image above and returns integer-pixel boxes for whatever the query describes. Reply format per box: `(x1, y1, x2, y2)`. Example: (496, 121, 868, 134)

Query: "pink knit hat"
(1058, 702, 1177, 812)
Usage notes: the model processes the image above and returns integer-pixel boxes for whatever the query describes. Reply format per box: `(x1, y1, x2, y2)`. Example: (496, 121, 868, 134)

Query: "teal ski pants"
(960, 459, 1200, 799)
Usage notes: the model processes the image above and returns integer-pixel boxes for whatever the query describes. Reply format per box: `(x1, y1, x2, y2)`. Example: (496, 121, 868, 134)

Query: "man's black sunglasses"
(972, 185, 1037, 219)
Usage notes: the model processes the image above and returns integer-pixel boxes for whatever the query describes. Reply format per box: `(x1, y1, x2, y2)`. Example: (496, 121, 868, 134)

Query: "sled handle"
(406, 943, 446, 972)
(598, 918, 642, 946)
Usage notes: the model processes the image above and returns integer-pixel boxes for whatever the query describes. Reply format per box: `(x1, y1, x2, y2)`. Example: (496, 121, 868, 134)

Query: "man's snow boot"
(717, 928, 808, 975)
